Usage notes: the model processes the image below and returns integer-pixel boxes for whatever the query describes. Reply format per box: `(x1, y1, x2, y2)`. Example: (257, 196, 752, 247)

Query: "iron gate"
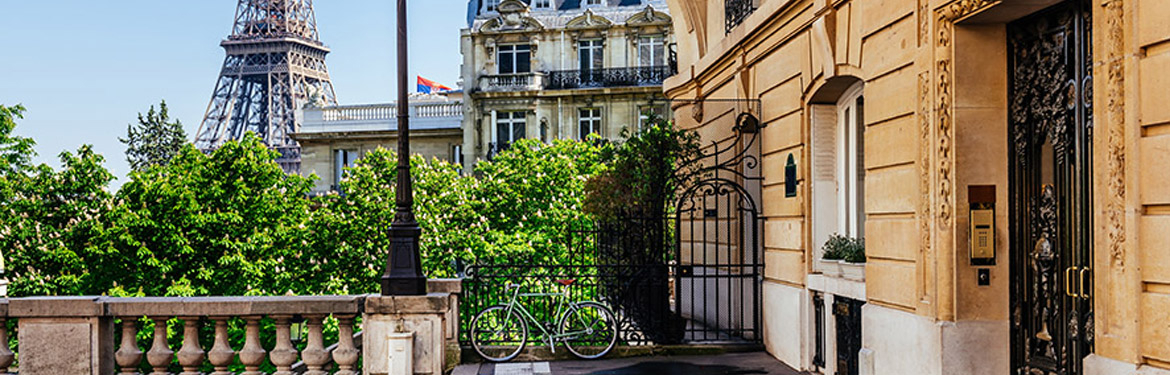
(674, 111, 764, 342)
(460, 100, 764, 347)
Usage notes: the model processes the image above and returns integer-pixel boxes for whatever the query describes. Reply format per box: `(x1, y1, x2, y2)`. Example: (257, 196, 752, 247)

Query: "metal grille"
(545, 66, 674, 90)
(725, 0, 756, 33)
(461, 100, 765, 347)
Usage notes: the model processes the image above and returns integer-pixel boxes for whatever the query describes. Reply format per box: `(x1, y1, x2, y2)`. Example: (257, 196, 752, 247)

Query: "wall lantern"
(785, 153, 798, 197)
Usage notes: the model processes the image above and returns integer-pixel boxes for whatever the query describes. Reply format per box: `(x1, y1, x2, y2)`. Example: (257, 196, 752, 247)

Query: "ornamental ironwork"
(1007, 2, 1094, 374)
(461, 99, 765, 346)
(544, 66, 675, 90)
(725, 0, 756, 33)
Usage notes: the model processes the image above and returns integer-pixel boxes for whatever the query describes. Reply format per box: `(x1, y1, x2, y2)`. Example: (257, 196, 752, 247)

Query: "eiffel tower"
(195, 0, 338, 173)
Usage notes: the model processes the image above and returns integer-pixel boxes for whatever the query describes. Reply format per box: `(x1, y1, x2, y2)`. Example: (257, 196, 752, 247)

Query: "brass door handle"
(1065, 266, 1079, 297)
(1080, 267, 1091, 299)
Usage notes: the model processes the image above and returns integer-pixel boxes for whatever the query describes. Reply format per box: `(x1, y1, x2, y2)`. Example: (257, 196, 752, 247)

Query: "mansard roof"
(467, 0, 670, 30)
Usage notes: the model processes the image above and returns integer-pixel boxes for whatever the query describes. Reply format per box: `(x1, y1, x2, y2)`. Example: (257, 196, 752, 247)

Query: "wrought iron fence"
(545, 66, 674, 90)
(725, 0, 756, 33)
(459, 217, 684, 346)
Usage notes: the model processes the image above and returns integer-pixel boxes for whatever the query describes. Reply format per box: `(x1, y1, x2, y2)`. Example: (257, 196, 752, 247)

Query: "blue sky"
(0, 0, 467, 187)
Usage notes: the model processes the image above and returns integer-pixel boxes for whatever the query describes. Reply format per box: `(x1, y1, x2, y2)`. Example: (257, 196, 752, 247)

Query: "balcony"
(544, 66, 675, 90)
(725, 0, 756, 33)
(300, 100, 463, 134)
(477, 72, 546, 93)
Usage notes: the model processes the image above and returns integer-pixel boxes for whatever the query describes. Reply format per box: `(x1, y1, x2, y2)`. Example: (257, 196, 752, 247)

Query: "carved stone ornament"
(934, 0, 1000, 228)
(480, 0, 544, 33)
(691, 100, 704, 123)
(567, 9, 614, 30)
(626, 5, 672, 27)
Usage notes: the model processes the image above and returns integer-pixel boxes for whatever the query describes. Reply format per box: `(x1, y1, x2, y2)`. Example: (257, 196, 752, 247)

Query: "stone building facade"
(293, 95, 463, 194)
(460, 0, 676, 169)
(661, 0, 1169, 374)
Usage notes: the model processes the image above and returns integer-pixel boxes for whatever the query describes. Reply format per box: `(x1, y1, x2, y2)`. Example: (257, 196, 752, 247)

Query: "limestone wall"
(663, 0, 1170, 373)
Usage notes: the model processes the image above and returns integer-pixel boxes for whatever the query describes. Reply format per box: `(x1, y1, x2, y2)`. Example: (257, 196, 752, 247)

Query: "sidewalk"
(453, 352, 805, 375)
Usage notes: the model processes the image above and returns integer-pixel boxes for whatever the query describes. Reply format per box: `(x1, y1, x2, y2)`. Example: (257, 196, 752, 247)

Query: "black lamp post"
(381, 0, 427, 296)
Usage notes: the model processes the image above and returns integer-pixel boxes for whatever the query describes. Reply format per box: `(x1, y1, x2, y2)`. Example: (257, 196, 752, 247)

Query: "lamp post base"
(381, 225, 427, 296)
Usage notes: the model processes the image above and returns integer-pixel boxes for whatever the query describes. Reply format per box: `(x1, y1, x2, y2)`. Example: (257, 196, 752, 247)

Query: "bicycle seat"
(555, 279, 577, 286)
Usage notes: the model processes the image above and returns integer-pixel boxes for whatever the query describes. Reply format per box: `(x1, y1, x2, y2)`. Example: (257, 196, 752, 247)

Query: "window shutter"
(811, 104, 838, 259)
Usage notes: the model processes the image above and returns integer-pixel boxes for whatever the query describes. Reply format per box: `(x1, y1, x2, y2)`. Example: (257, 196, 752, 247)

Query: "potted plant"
(821, 234, 866, 280)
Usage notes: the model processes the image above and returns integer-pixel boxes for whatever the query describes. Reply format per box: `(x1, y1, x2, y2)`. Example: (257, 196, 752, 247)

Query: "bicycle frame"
(499, 284, 598, 352)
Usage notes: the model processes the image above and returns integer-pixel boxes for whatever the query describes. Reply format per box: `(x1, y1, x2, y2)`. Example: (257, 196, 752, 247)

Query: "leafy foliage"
(120, 100, 187, 172)
(104, 134, 315, 296)
(821, 234, 866, 263)
(584, 114, 700, 220)
(0, 104, 35, 176)
(2, 104, 613, 298)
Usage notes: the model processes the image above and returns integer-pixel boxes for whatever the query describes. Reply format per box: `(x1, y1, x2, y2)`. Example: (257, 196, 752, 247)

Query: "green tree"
(471, 138, 611, 265)
(0, 104, 35, 176)
(120, 100, 187, 172)
(104, 133, 314, 296)
(4, 145, 115, 296)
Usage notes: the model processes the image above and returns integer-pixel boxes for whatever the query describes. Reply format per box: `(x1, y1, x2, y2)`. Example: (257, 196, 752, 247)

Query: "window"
(638, 104, 667, 130)
(452, 144, 464, 173)
(485, 0, 499, 12)
(837, 91, 864, 239)
(533, 0, 552, 8)
(811, 82, 865, 267)
(498, 45, 532, 74)
(579, 40, 604, 72)
(333, 149, 358, 190)
(496, 111, 527, 146)
(579, 108, 602, 139)
(638, 36, 665, 67)
(585, 0, 603, 5)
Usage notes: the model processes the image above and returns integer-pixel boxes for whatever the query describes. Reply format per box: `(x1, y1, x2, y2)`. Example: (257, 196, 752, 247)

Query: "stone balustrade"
(105, 296, 364, 375)
(0, 279, 462, 375)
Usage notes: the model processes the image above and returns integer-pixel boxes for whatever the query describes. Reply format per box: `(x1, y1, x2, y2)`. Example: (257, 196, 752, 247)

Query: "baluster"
(301, 315, 330, 375)
(146, 318, 174, 375)
(115, 317, 143, 375)
(332, 315, 360, 375)
(239, 316, 267, 375)
(176, 317, 205, 375)
(0, 319, 12, 374)
(207, 318, 235, 375)
(270, 315, 298, 375)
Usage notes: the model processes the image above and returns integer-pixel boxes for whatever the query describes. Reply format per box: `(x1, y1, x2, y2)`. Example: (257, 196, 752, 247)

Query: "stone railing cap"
(364, 294, 450, 315)
(427, 279, 463, 294)
(103, 295, 364, 317)
(10, 296, 103, 317)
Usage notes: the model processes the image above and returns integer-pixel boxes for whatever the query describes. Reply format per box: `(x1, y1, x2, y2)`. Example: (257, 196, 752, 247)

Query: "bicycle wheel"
(558, 302, 618, 359)
(471, 305, 528, 362)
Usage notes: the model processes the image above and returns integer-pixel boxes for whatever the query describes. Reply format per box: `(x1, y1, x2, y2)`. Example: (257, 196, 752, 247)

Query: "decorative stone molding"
(567, 9, 614, 30)
(1101, 0, 1126, 270)
(933, 0, 999, 228)
(918, 70, 932, 304)
(626, 5, 672, 27)
(480, 0, 545, 34)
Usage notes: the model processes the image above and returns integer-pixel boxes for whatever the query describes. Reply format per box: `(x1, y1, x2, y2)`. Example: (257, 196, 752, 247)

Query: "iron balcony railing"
(725, 0, 756, 33)
(545, 66, 675, 90)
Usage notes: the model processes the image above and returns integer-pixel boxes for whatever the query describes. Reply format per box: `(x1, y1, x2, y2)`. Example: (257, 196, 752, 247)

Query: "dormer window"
(533, 0, 552, 8)
(485, 0, 500, 12)
(585, 0, 603, 6)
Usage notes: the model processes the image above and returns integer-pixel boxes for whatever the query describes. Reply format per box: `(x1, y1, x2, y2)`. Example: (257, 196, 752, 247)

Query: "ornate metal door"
(1008, 2, 1093, 375)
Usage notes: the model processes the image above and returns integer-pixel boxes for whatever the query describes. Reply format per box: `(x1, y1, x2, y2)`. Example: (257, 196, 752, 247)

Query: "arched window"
(811, 82, 865, 264)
